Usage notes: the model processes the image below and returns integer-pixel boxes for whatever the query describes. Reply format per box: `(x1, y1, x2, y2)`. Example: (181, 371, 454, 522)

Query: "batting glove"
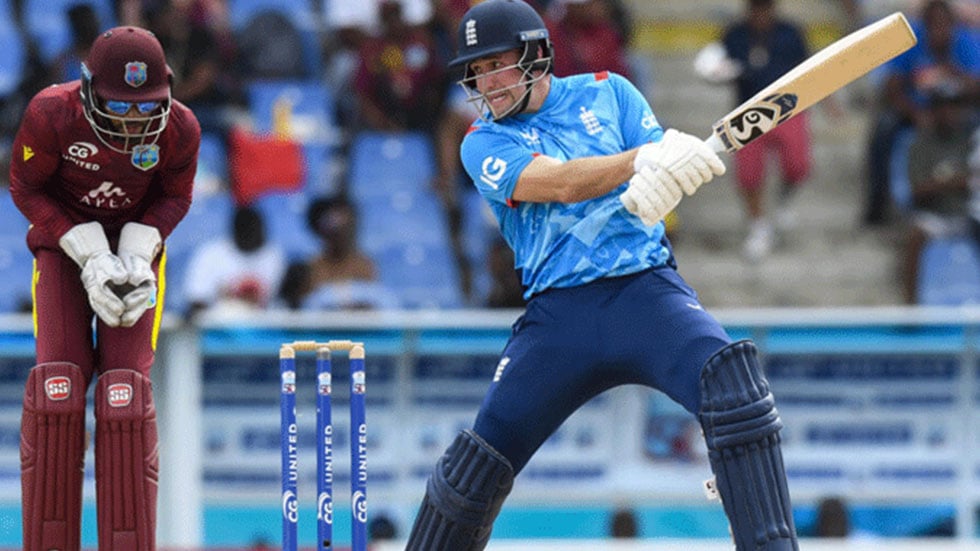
(620, 165, 684, 226)
(59, 222, 128, 327)
(634, 129, 726, 196)
(116, 222, 161, 328)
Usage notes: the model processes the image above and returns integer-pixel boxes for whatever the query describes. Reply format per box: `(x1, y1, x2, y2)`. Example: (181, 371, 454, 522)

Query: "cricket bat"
(706, 12, 917, 153)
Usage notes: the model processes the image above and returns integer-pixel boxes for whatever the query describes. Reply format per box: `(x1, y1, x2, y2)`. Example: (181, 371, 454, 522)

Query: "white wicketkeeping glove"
(633, 128, 726, 196)
(116, 222, 162, 327)
(620, 165, 684, 226)
(59, 222, 128, 327)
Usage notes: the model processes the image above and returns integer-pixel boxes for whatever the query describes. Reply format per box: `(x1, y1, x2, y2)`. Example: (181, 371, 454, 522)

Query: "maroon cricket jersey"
(9, 80, 200, 253)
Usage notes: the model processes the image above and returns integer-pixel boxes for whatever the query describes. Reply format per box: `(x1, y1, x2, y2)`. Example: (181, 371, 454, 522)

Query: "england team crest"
(125, 62, 148, 88)
(131, 144, 159, 171)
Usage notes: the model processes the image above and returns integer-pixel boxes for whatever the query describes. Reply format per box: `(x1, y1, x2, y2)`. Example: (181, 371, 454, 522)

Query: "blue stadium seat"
(0, 10, 25, 96)
(348, 131, 436, 200)
(23, 0, 115, 63)
(247, 80, 337, 146)
(917, 236, 980, 306)
(372, 241, 463, 309)
(197, 132, 228, 184)
(460, 189, 497, 305)
(164, 191, 234, 313)
(252, 191, 319, 262)
(0, 189, 31, 312)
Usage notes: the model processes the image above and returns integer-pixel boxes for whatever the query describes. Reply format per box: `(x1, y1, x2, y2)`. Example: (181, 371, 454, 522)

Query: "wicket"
(280, 340, 367, 551)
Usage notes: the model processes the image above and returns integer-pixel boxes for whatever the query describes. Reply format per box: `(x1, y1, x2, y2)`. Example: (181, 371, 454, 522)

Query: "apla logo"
(63, 141, 101, 171)
(125, 61, 148, 88)
(131, 144, 160, 171)
(81, 181, 132, 209)
(465, 19, 477, 46)
(579, 106, 602, 135)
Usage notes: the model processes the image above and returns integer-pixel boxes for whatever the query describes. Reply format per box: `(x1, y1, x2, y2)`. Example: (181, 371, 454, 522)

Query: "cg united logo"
(714, 93, 798, 150)
(352, 490, 367, 523)
(282, 489, 298, 523)
(317, 491, 334, 525)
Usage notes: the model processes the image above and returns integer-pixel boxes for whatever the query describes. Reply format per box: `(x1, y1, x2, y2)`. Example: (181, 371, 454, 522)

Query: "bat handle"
(704, 133, 726, 154)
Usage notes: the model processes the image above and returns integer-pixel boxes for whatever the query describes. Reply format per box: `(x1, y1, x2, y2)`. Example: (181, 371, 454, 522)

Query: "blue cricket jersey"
(460, 72, 670, 298)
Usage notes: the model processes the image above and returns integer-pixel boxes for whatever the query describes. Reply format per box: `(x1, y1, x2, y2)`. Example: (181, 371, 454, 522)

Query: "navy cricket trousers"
(472, 266, 731, 475)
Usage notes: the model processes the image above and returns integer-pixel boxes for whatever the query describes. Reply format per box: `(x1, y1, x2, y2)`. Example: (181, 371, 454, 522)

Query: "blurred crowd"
(0, 0, 977, 316)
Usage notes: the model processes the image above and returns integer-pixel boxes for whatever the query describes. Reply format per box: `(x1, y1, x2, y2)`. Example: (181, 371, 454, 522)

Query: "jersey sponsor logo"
(480, 156, 507, 190)
(63, 141, 101, 171)
(22, 145, 34, 161)
(44, 376, 71, 401)
(641, 113, 658, 130)
(106, 383, 133, 407)
(579, 106, 603, 136)
(81, 181, 132, 209)
(68, 141, 98, 159)
(131, 144, 160, 171)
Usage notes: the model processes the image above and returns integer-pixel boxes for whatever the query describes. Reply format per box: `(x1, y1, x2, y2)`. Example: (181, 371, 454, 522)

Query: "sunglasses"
(104, 100, 161, 115)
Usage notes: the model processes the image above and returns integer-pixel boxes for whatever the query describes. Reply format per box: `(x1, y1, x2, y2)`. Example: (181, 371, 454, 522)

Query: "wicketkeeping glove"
(59, 222, 128, 327)
(116, 222, 162, 328)
(633, 128, 726, 196)
(620, 165, 684, 226)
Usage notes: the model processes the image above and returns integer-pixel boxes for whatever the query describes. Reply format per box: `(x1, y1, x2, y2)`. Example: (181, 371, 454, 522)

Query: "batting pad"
(406, 429, 515, 551)
(20, 362, 86, 551)
(698, 341, 798, 551)
(95, 369, 159, 551)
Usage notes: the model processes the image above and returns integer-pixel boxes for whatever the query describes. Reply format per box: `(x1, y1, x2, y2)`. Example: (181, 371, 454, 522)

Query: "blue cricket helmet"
(449, 0, 553, 72)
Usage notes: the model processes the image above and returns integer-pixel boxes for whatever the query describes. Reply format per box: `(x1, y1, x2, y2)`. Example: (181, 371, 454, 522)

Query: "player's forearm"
(514, 150, 636, 203)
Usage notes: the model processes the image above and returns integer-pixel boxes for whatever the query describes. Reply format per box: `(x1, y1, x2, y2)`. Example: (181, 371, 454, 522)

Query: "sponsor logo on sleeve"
(480, 156, 507, 190)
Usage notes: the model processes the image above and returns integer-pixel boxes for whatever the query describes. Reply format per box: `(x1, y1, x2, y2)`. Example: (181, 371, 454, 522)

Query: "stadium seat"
(0, 9, 25, 97)
(252, 191, 320, 262)
(0, 189, 31, 313)
(164, 191, 234, 314)
(23, 0, 115, 63)
(348, 131, 437, 200)
(917, 236, 980, 306)
(247, 80, 337, 147)
(372, 241, 463, 309)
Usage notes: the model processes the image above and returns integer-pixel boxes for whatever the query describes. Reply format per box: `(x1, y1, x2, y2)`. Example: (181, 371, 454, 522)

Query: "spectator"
(183, 205, 287, 318)
(814, 496, 851, 538)
(48, 3, 102, 83)
(609, 507, 639, 538)
(720, 0, 812, 260)
(279, 195, 398, 310)
(900, 81, 976, 303)
(862, 0, 980, 225)
(146, 0, 246, 136)
(352, 0, 447, 132)
(546, 0, 631, 78)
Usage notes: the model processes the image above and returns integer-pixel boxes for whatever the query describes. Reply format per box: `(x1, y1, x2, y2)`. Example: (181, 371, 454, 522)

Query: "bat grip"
(704, 133, 726, 154)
